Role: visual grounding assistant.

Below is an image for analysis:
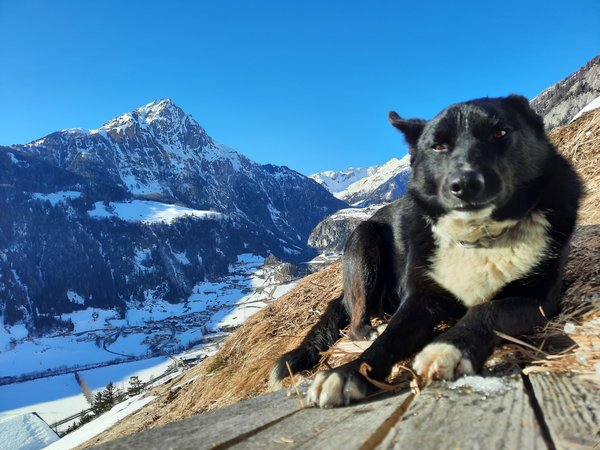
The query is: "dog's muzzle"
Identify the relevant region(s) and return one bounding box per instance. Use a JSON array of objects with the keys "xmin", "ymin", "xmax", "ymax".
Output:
[{"xmin": 447, "ymin": 170, "xmax": 486, "ymax": 203}]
